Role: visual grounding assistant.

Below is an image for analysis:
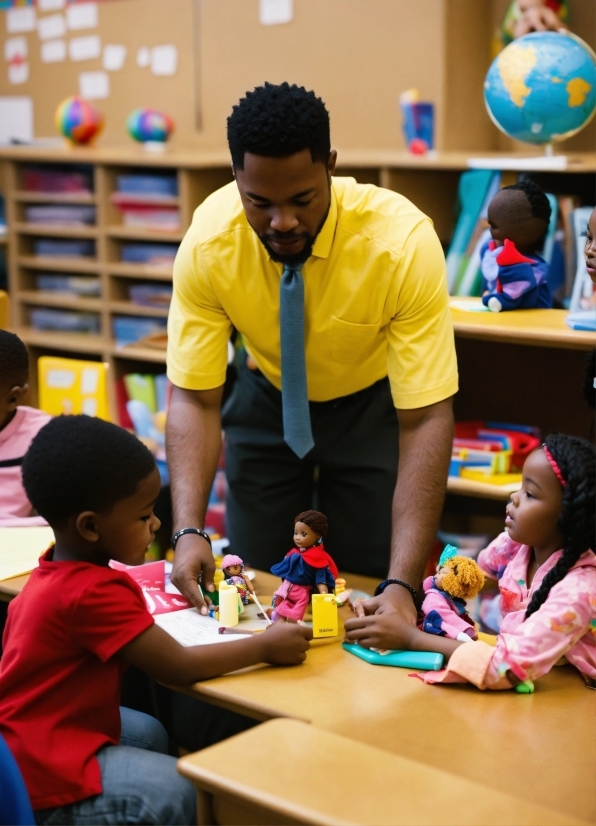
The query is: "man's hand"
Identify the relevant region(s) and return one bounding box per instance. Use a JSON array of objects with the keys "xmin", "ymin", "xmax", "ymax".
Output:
[
  {"xmin": 352, "ymin": 583, "xmax": 417, "ymax": 624},
  {"xmin": 171, "ymin": 533, "xmax": 215, "ymax": 615},
  {"xmin": 259, "ymin": 621, "xmax": 313, "ymax": 665},
  {"xmin": 344, "ymin": 611, "xmax": 416, "ymax": 651}
]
